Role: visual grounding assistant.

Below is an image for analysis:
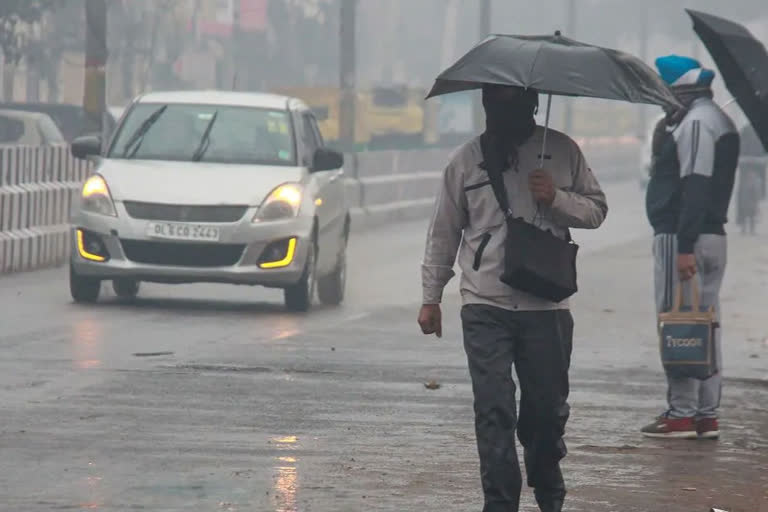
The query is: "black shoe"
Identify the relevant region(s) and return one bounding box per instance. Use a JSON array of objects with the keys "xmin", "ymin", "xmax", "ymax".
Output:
[
  {"xmin": 536, "ymin": 498, "xmax": 564, "ymax": 512},
  {"xmin": 535, "ymin": 490, "xmax": 565, "ymax": 512}
]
